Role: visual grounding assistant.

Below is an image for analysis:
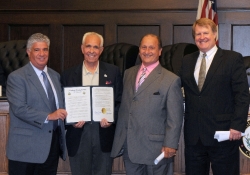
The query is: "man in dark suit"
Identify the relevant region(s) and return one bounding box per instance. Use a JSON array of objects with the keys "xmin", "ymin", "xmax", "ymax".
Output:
[
  {"xmin": 61, "ymin": 32, "xmax": 122, "ymax": 175},
  {"xmin": 6, "ymin": 33, "xmax": 68, "ymax": 175},
  {"xmin": 180, "ymin": 18, "xmax": 249, "ymax": 175},
  {"xmin": 111, "ymin": 34, "xmax": 184, "ymax": 174}
]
